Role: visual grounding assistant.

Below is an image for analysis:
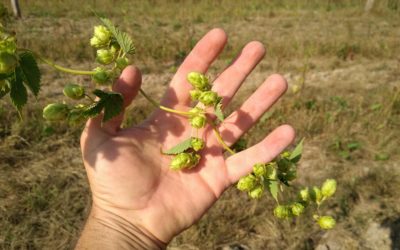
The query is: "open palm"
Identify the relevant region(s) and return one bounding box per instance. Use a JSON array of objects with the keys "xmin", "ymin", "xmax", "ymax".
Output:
[{"xmin": 80, "ymin": 29, "xmax": 295, "ymax": 244}]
